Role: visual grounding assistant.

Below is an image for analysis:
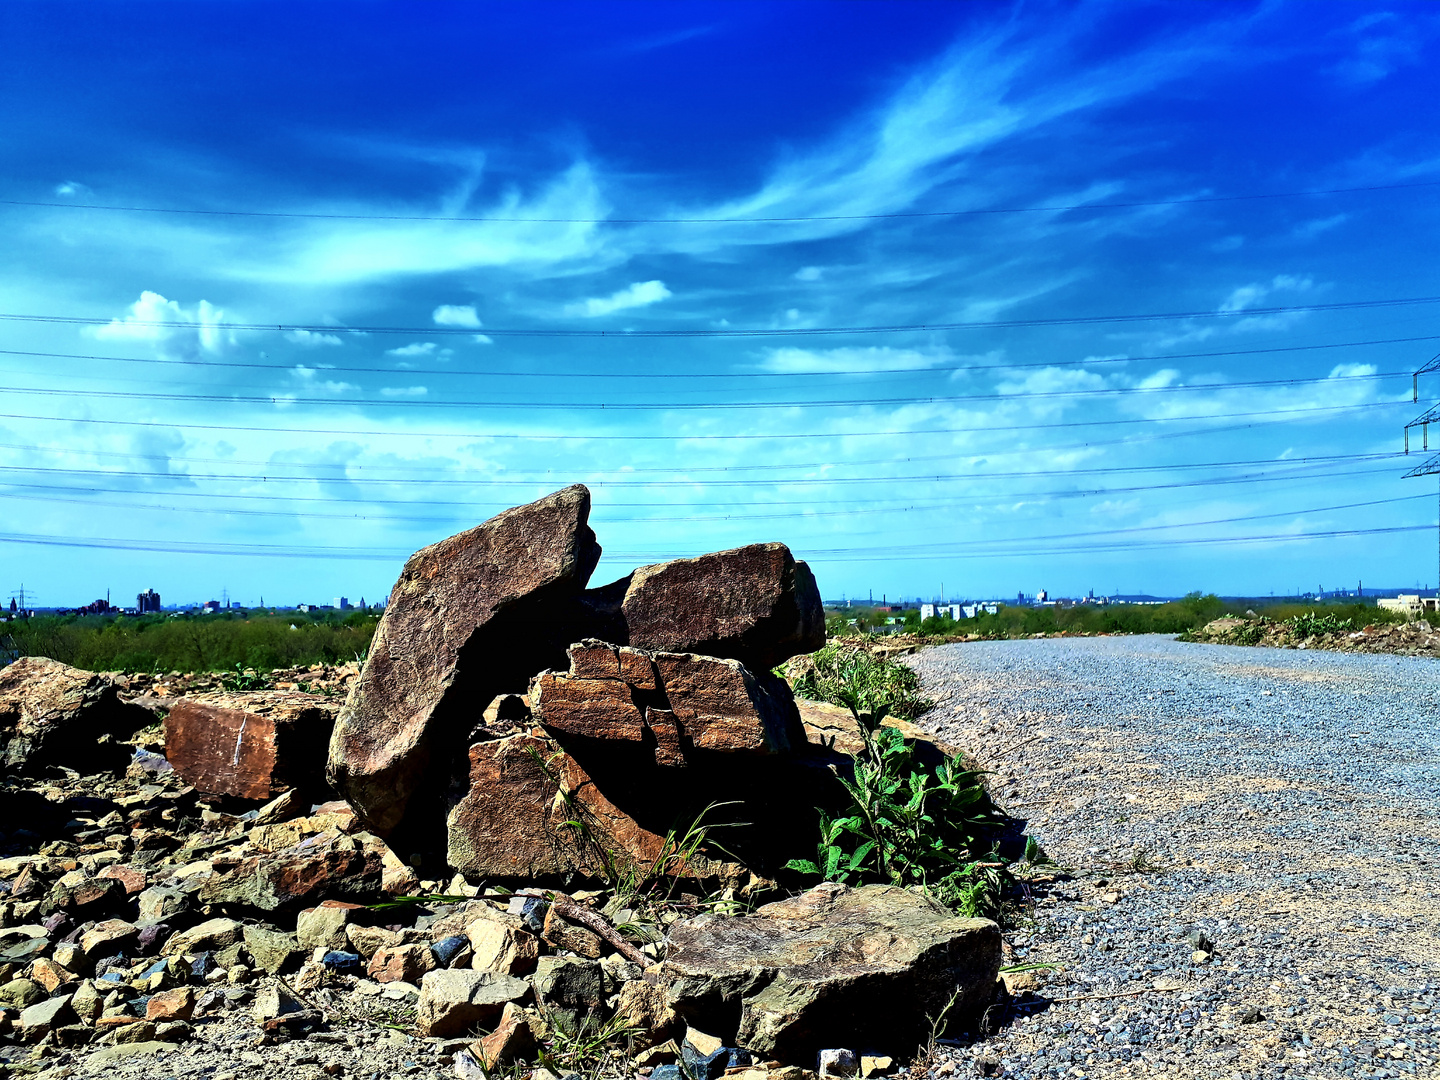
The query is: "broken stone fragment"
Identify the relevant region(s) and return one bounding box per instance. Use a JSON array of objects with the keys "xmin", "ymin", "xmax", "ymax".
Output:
[
  {"xmin": 161, "ymin": 917, "xmax": 243, "ymax": 957},
  {"xmin": 199, "ymin": 829, "xmax": 383, "ymax": 911},
  {"xmin": 466, "ymin": 919, "xmax": 540, "ymax": 977},
  {"xmin": 145, "ymin": 986, "xmax": 196, "ymax": 1021},
  {"xmin": 0, "ymin": 657, "xmax": 151, "ymax": 774},
  {"xmin": 540, "ymin": 904, "xmax": 604, "ymax": 959},
  {"xmin": 328, "ymin": 484, "xmax": 603, "ymax": 838},
  {"xmin": 660, "ymin": 882, "xmax": 1002, "ymax": 1060},
  {"xmin": 476, "ymin": 1001, "xmax": 544, "ymax": 1068},
  {"xmin": 415, "ymin": 968, "xmax": 530, "ymax": 1037},
  {"xmin": 367, "ymin": 943, "xmax": 437, "ymax": 984},
  {"xmin": 163, "ymin": 691, "xmax": 338, "ymax": 801},
  {"xmin": 531, "ymin": 955, "xmax": 604, "ymax": 1028},
  {"xmin": 17, "ymin": 993, "xmax": 76, "ymax": 1041},
  {"xmin": 296, "ymin": 900, "xmax": 366, "ymax": 951},
  {"xmin": 612, "ymin": 543, "xmax": 824, "ymax": 671}
]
